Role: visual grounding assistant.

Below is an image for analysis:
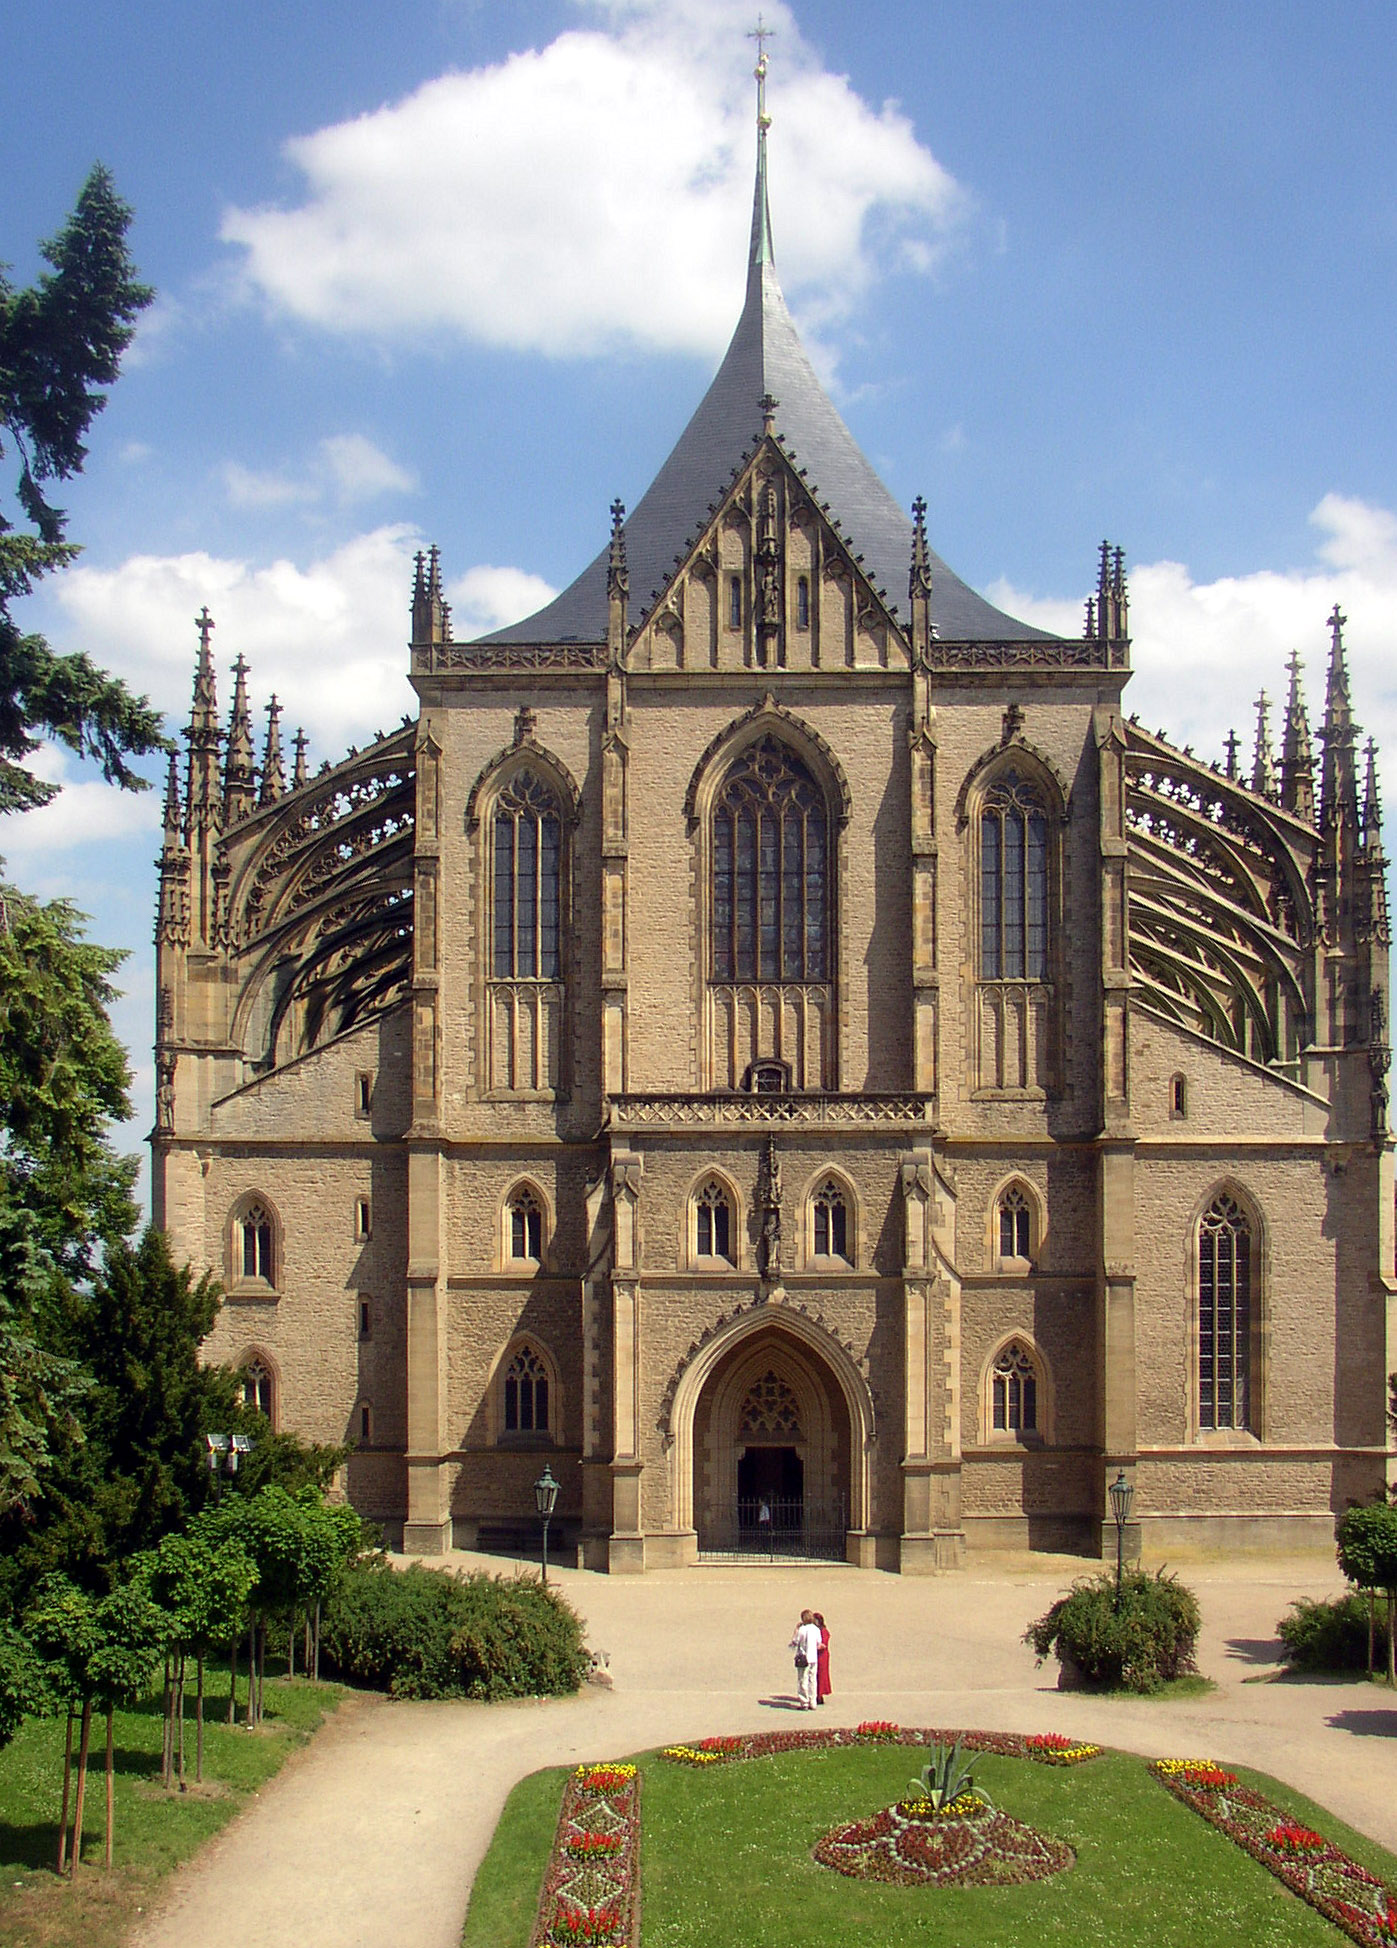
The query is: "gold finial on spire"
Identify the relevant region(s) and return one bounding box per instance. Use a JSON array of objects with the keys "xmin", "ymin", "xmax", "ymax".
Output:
[{"xmin": 748, "ymin": 14, "xmax": 774, "ymax": 129}]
